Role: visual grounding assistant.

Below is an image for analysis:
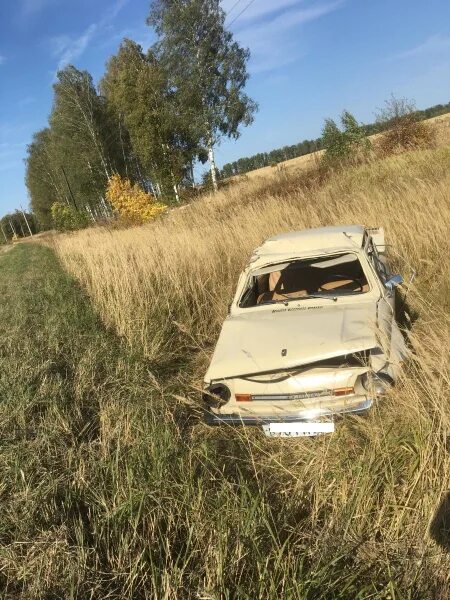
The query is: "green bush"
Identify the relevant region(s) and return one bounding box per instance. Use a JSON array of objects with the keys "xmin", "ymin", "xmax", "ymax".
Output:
[
  {"xmin": 322, "ymin": 110, "xmax": 371, "ymax": 166},
  {"xmin": 51, "ymin": 202, "xmax": 90, "ymax": 231}
]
